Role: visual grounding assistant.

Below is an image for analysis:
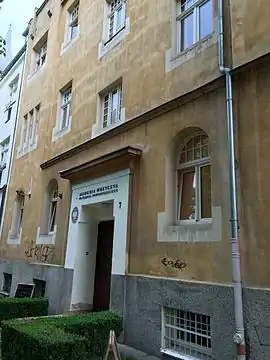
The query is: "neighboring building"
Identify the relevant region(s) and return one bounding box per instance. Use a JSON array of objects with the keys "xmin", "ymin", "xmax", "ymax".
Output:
[
  {"xmin": 0, "ymin": 30, "xmax": 26, "ymax": 239},
  {"xmin": 1, "ymin": 0, "xmax": 270, "ymax": 359}
]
